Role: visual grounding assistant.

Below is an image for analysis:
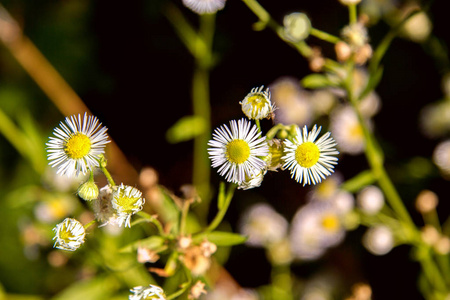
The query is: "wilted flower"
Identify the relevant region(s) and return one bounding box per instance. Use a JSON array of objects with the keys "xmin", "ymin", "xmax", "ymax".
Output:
[
  {"xmin": 137, "ymin": 247, "xmax": 160, "ymax": 263},
  {"xmin": 282, "ymin": 125, "xmax": 339, "ymax": 186},
  {"xmin": 53, "ymin": 218, "xmax": 85, "ymax": 251},
  {"xmin": 129, "ymin": 284, "xmax": 166, "ymax": 300},
  {"xmin": 189, "ymin": 281, "xmax": 207, "ymax": 299},
  {"xmin": 46, "ymin": 113, "xmax": 110, "ymax": 177},
  {"xmin": 239, "ymin": 203, "xmax": 288, "ymax": 247},
  {"xmin": 208, "ymin": 119, "xmax": 269, "ymax": 184},
  {"xmin": 181, "ymin": 245, "xmax": 212, "ymax": 276}
]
